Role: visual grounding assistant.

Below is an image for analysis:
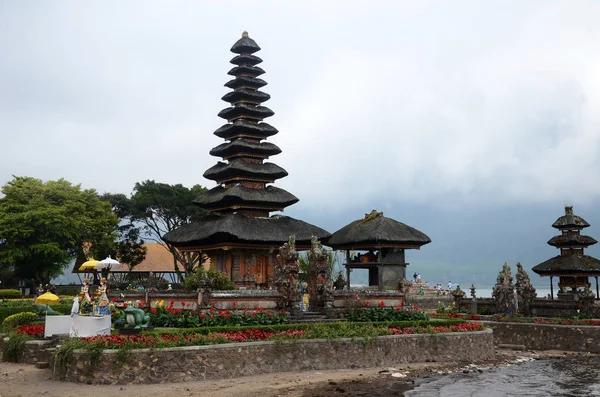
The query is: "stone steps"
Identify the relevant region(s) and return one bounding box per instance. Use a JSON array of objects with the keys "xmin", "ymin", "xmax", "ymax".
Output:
[{"xmin": 35, "ymin": 361, "xmax": 49, "ymax": 369}]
